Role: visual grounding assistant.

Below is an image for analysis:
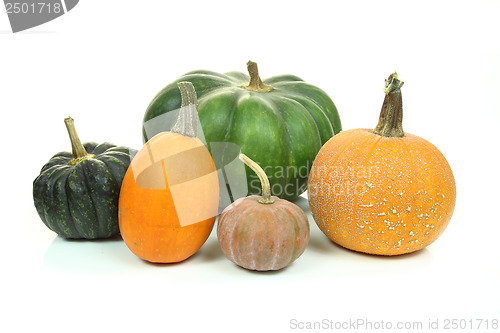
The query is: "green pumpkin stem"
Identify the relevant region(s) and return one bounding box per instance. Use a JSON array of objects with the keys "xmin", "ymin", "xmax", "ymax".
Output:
[
  {"xmin": 64, "ymin": 117, "xmax": 95, "ymax": 165},
  {"xmin": 373, "ymin": 72, "xmax": 405, "ymax": 137},
  {"xmin": 172, "ymin": 81, "xmax": 198, "ymax": 138},
  {"xmin": 239, "ymin": 153, "xmax": 274, "ymax": 204},
  {"xmin": 242, "ymin": 61, "xmax": 273, "ymax": 93}
]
